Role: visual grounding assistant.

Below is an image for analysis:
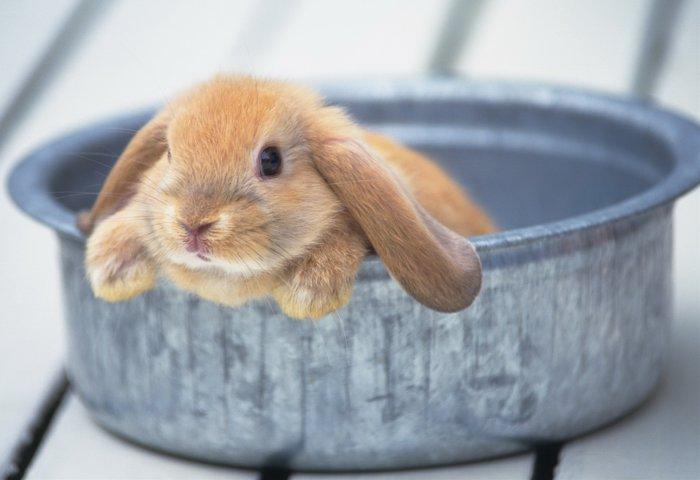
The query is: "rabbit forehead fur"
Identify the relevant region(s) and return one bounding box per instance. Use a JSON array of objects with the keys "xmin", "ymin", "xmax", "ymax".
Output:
[{"xmin": 167, "ymin": 76, "xmax": 321, "ymax": 184}]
